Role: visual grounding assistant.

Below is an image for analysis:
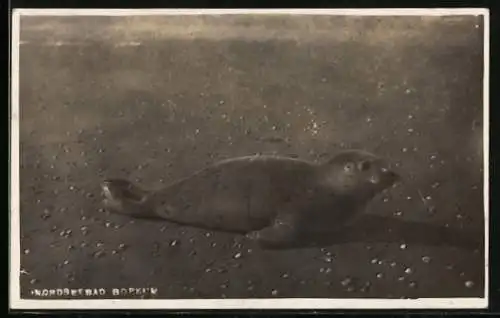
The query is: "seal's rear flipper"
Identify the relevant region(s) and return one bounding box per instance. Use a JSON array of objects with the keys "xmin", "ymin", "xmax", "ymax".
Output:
[{"xmin": 101, "ymin": 179, "xmax": 158, "ymax": 219}]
